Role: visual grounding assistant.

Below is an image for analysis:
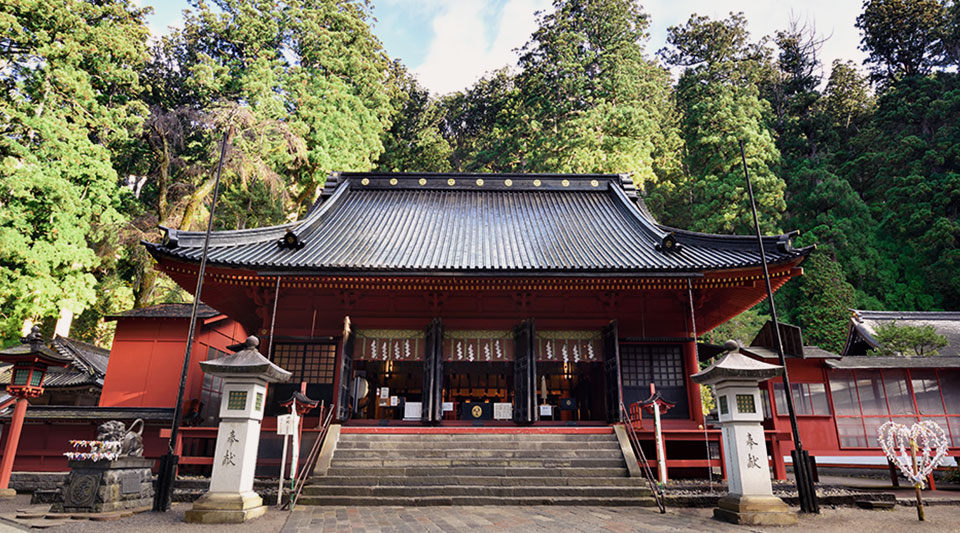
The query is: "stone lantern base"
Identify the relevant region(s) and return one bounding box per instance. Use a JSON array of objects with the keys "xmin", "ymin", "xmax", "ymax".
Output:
[
  {"xmin": 714, "ymin": 495, "xmax": 798, "ymax": 526},
  {"xmin": 184, "ymin": 491, "xmax": 266, "ymax": 524}
]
